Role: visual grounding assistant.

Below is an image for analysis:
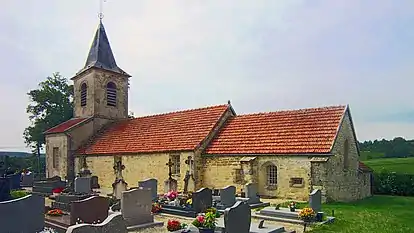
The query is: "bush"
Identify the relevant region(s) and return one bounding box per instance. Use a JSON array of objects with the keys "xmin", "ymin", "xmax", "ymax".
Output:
[
  {"xmin": 373, "ymin": 171, "xmax": 414, "ymax": 196},
  {"xmin": 10, "ymin": 190, "xmax": 30, "ymax": 199}
]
